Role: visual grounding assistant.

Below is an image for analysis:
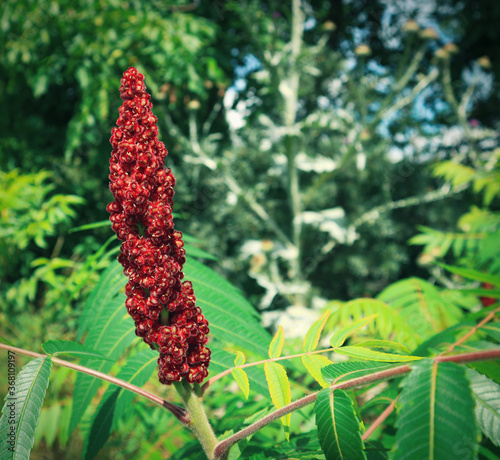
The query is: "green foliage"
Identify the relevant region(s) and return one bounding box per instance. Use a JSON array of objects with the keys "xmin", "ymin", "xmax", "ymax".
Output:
[
  {"xmin": 314, "ymin": 389, "xmax": 366, "ymax": 460},
  {"xmin": 468, "ymin": 369, "xmax": 500, "ymax": 447},
  {"xmin": 0, "ymin": 357, "xmax": 53, "ymax": 460},
  {"xmin": 393, "ymin": 360, "xmax": 477, "ymax": 460}
]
